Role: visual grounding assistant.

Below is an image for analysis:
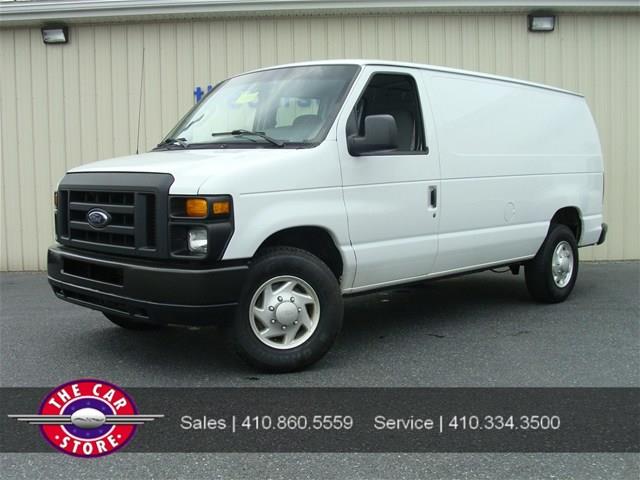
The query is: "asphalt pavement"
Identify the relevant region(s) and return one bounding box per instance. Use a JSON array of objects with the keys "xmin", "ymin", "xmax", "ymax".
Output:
[{"xmin": 1, "ymin": 261, "xmax": 638, "ymax": 479}]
